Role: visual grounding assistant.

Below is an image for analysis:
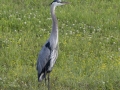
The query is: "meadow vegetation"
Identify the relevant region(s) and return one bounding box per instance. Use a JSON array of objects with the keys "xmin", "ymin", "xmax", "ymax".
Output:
[{"xmin": 0, "ymin": 0, "xmax": 120, "ymax": 90}]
